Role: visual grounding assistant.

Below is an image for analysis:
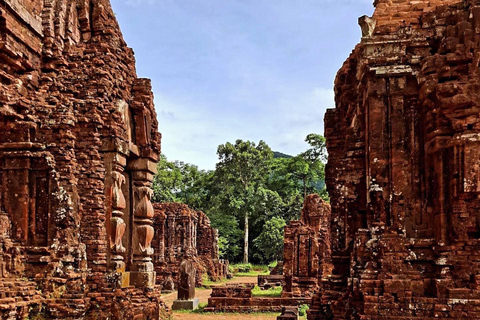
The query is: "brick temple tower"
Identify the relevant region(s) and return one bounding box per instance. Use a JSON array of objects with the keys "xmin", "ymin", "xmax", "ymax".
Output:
[
  {"xmin": 310, "ymin": 0, "xmax": 480, "ymax": 319},
  {"xmin": 0, "ymin": 0, "xmax": 165, "ymax": 318}
]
